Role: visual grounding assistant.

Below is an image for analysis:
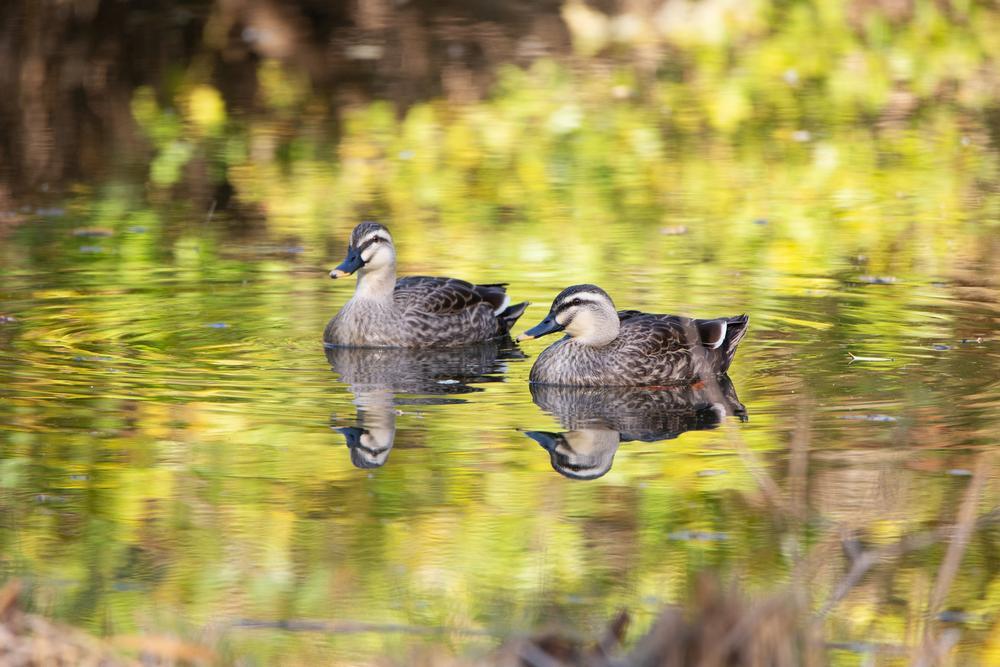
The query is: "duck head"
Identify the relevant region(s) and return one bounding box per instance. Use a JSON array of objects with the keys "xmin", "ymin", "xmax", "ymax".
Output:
[
  {"xmin": 330, "ymin": 222, "xmax": 396, "ymax": 279},
  {"xmin": 518, "ymin": 284, "xmax": 621, "ymax": 347}
]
